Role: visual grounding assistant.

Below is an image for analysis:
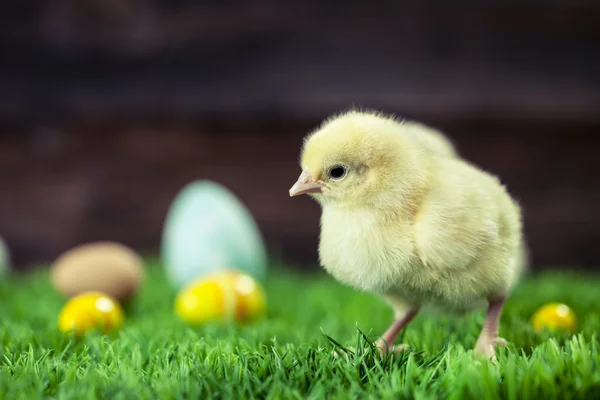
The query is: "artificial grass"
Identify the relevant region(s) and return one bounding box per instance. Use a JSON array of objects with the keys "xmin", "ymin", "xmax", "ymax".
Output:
[{"xmin": 1, "ymin": 261, "xmax": 599, "ymax": 399}]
